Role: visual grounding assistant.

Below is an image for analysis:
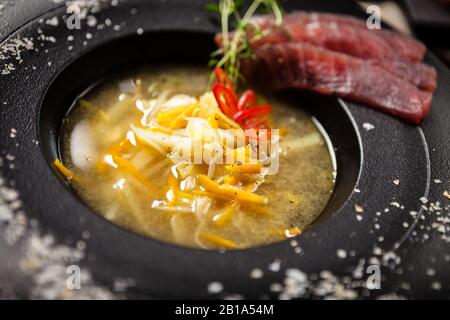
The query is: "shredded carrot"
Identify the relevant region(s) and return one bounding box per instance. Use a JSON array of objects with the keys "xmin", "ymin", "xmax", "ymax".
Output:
[
  {"xmin": 147, "ymin": 126, "xmax": 173, "ymax": 135},
  {"xmin": 96, "ymin": 138, "xmax": 133, "ymax": 172},
  {"xmin": 53, "ymin": 159, "xmax": 77, "ymax": 181},
  {"xmin": 157, "ymin": 103, "xmax": 198, "ymax": 129},
  {"xmin": 112, "ymin": 155, "xmax": 160, "ymax": 195},
  {"xmin": 223, "ymin": 174, "xmax": 239, "ymax": 185},
  {"xmin": 157, "ymin": 106, "xmax": 184, "ymax": 124},
  {"xmin": 214, "ymin": 111, "xmax": 241, "ymax": 129},
  {"xmin": 192, "ymin": 190, "xmax": 230, "ymax": 201},
  {"xmin": 197, "ymin": 174, "xmax": 267, "ymax": 204},
  {"xmin": 206, "ymin": 114, "xmax": 219, "ymax": 128},
  {"xmin": 167, "ymin": 173, "xmax": 195, "ymax": 205},
  {"xmin": 226, "ymin": 162, "xmax": 262, "ymax": 174},
  {"xmin": 201, "ymin": 232, "xmax": 237, "ymax": 249},
  {"xmin": 213, "ymin": 202, "xmax": 237, "ymax": 226},
  {"xmin": 170, "ymin": 103, "xmax": 198, "ymax": 129}
]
